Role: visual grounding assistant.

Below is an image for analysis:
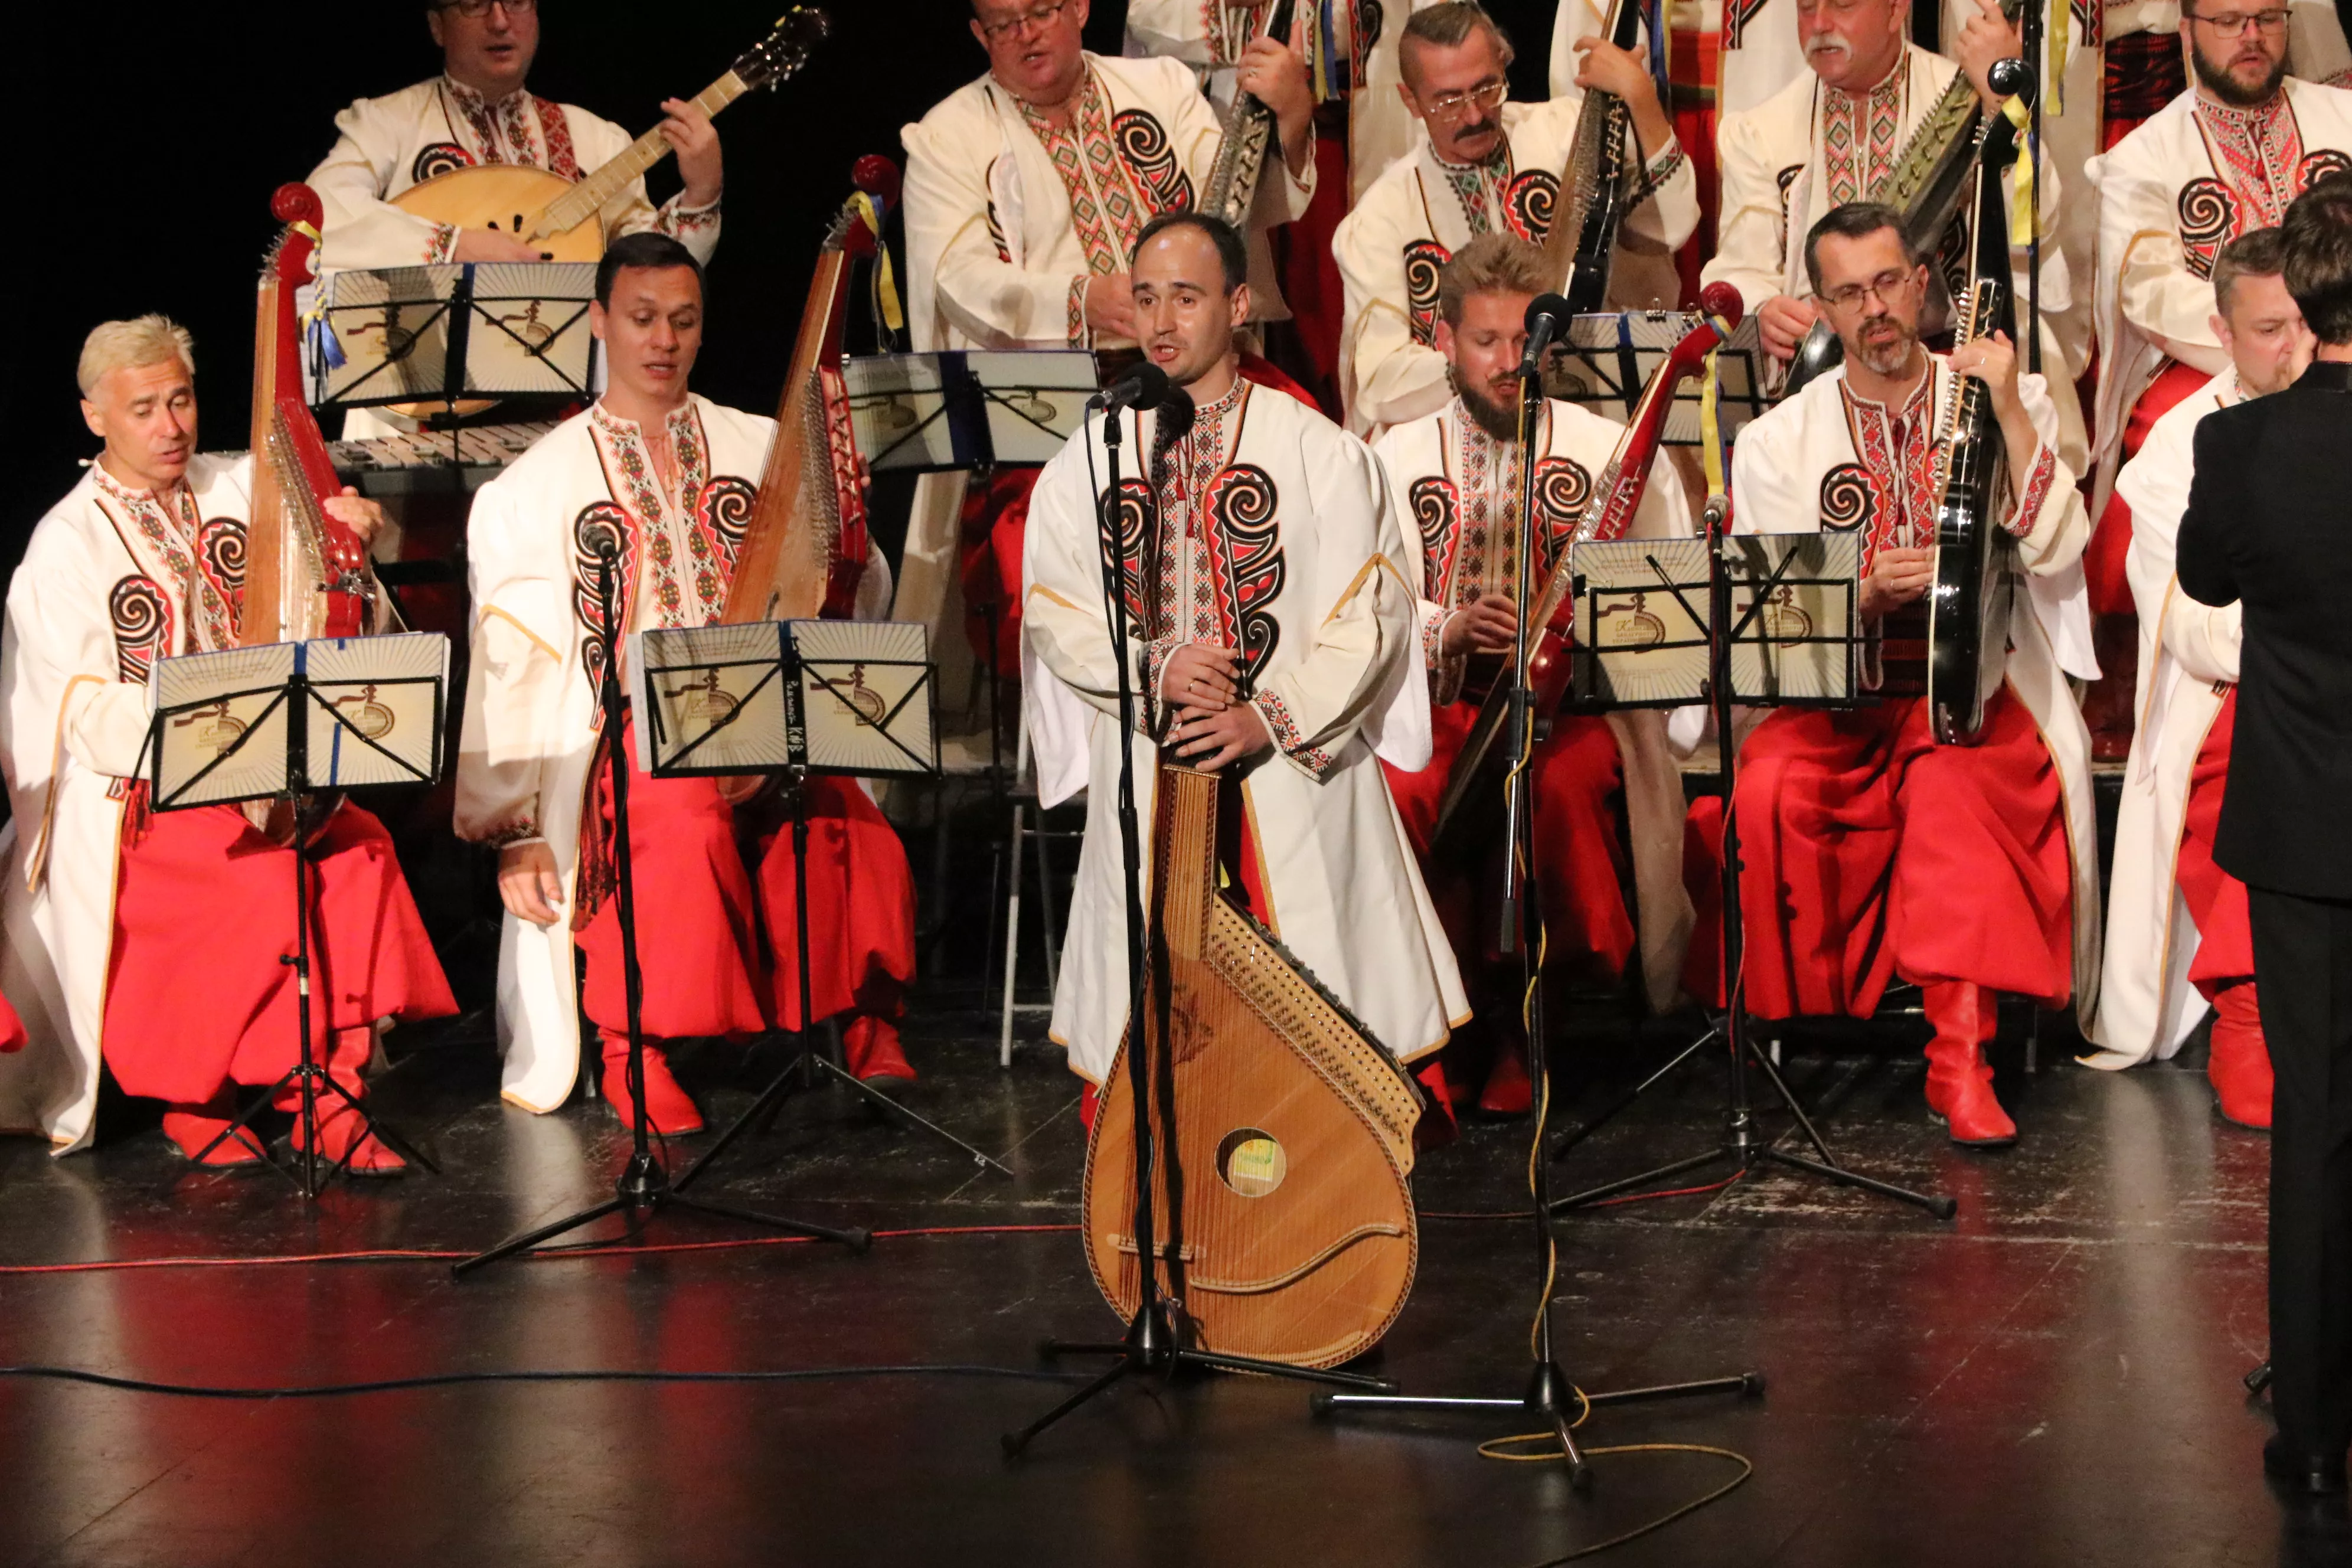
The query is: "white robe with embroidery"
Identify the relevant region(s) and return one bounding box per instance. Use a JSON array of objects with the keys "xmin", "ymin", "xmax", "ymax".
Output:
[
  {"xmin": 2083, "ymin": 79, "xmax": 2352, "ymax": 469},
  {"xmin": 1727, "ymin": 358, "xmax": 2103, "ymax": 1017},
  {"xmin": 0, "ymin": 457, "xmax": 255, "ymax": 1151},
  {"xmin": 2086, "ymin": 370, "xmax": 2244, "ymax": 1067},
  {"xmin": 308, "ymin": 76, "xmax": 723, "ymax": 272},
  {"xmin": 1020, "ymin": 381, "xmax": 1466, "ymax": 1082},
  {"xmin": 1332, "ymin": 95, "xmax": 1700, "ymax": 438}
]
